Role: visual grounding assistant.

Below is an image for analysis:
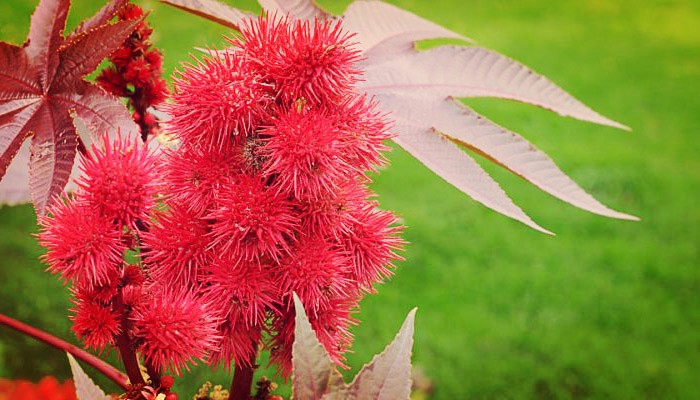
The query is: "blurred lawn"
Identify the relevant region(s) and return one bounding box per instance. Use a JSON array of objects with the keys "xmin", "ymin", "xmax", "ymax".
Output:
[{"xmin": 1, "ymin": 0, "xmax": 699, "ymax": 399}]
